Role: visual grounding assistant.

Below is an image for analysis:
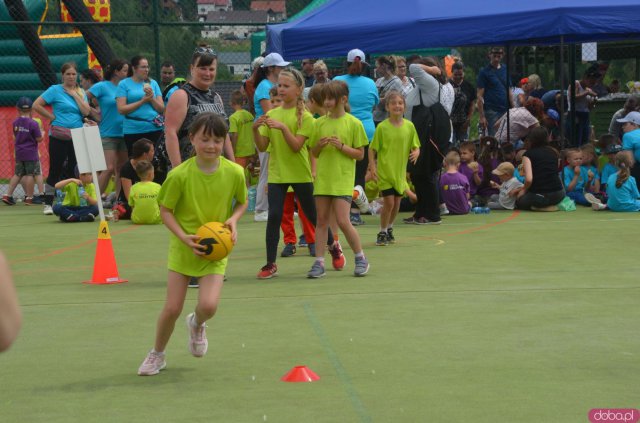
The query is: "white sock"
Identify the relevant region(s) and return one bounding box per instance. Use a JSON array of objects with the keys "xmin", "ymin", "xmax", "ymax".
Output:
[
  {"xmin": 315, "ymin": 257, "xmax": 325, "ymax": 264},
  {"xmin": 355, "ymin": 251, "xmax": 365, "ymax": 259}
]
